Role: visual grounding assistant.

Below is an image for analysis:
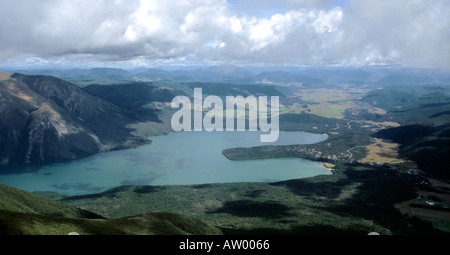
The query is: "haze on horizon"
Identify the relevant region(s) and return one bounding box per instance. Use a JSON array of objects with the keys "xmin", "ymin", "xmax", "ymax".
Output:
[{"xmin": 0, "ymin": 0, "xmax": 449, "ymax": 69}]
